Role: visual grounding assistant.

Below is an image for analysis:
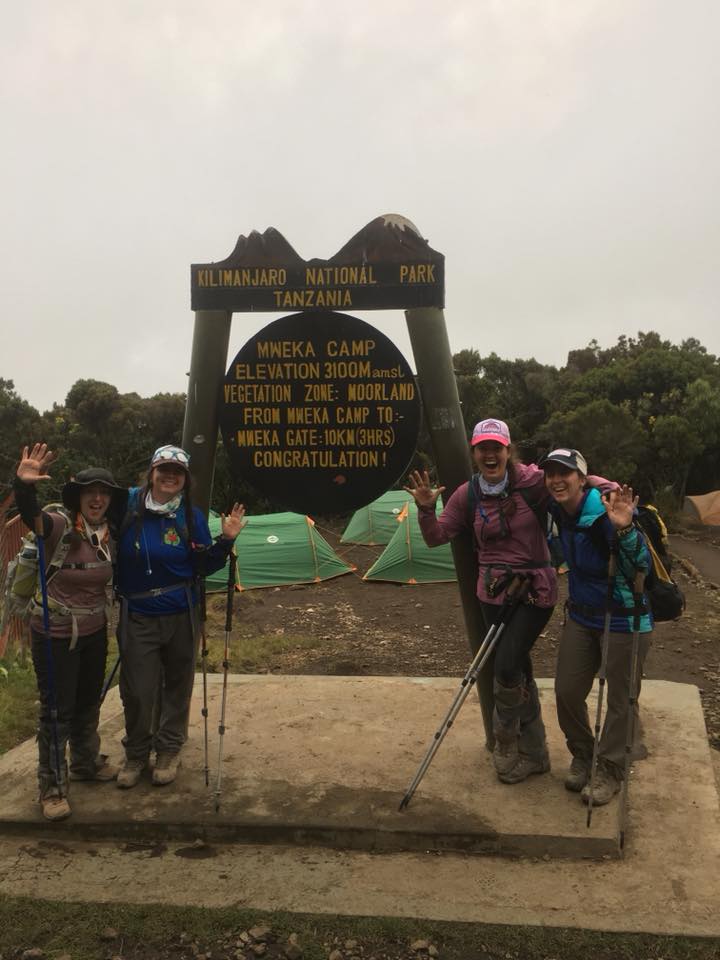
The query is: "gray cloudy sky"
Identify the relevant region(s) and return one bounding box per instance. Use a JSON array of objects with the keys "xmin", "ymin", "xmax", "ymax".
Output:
[{"xmin": 3, "ymin": 0, "xmax": 719, "ymax": 412}]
